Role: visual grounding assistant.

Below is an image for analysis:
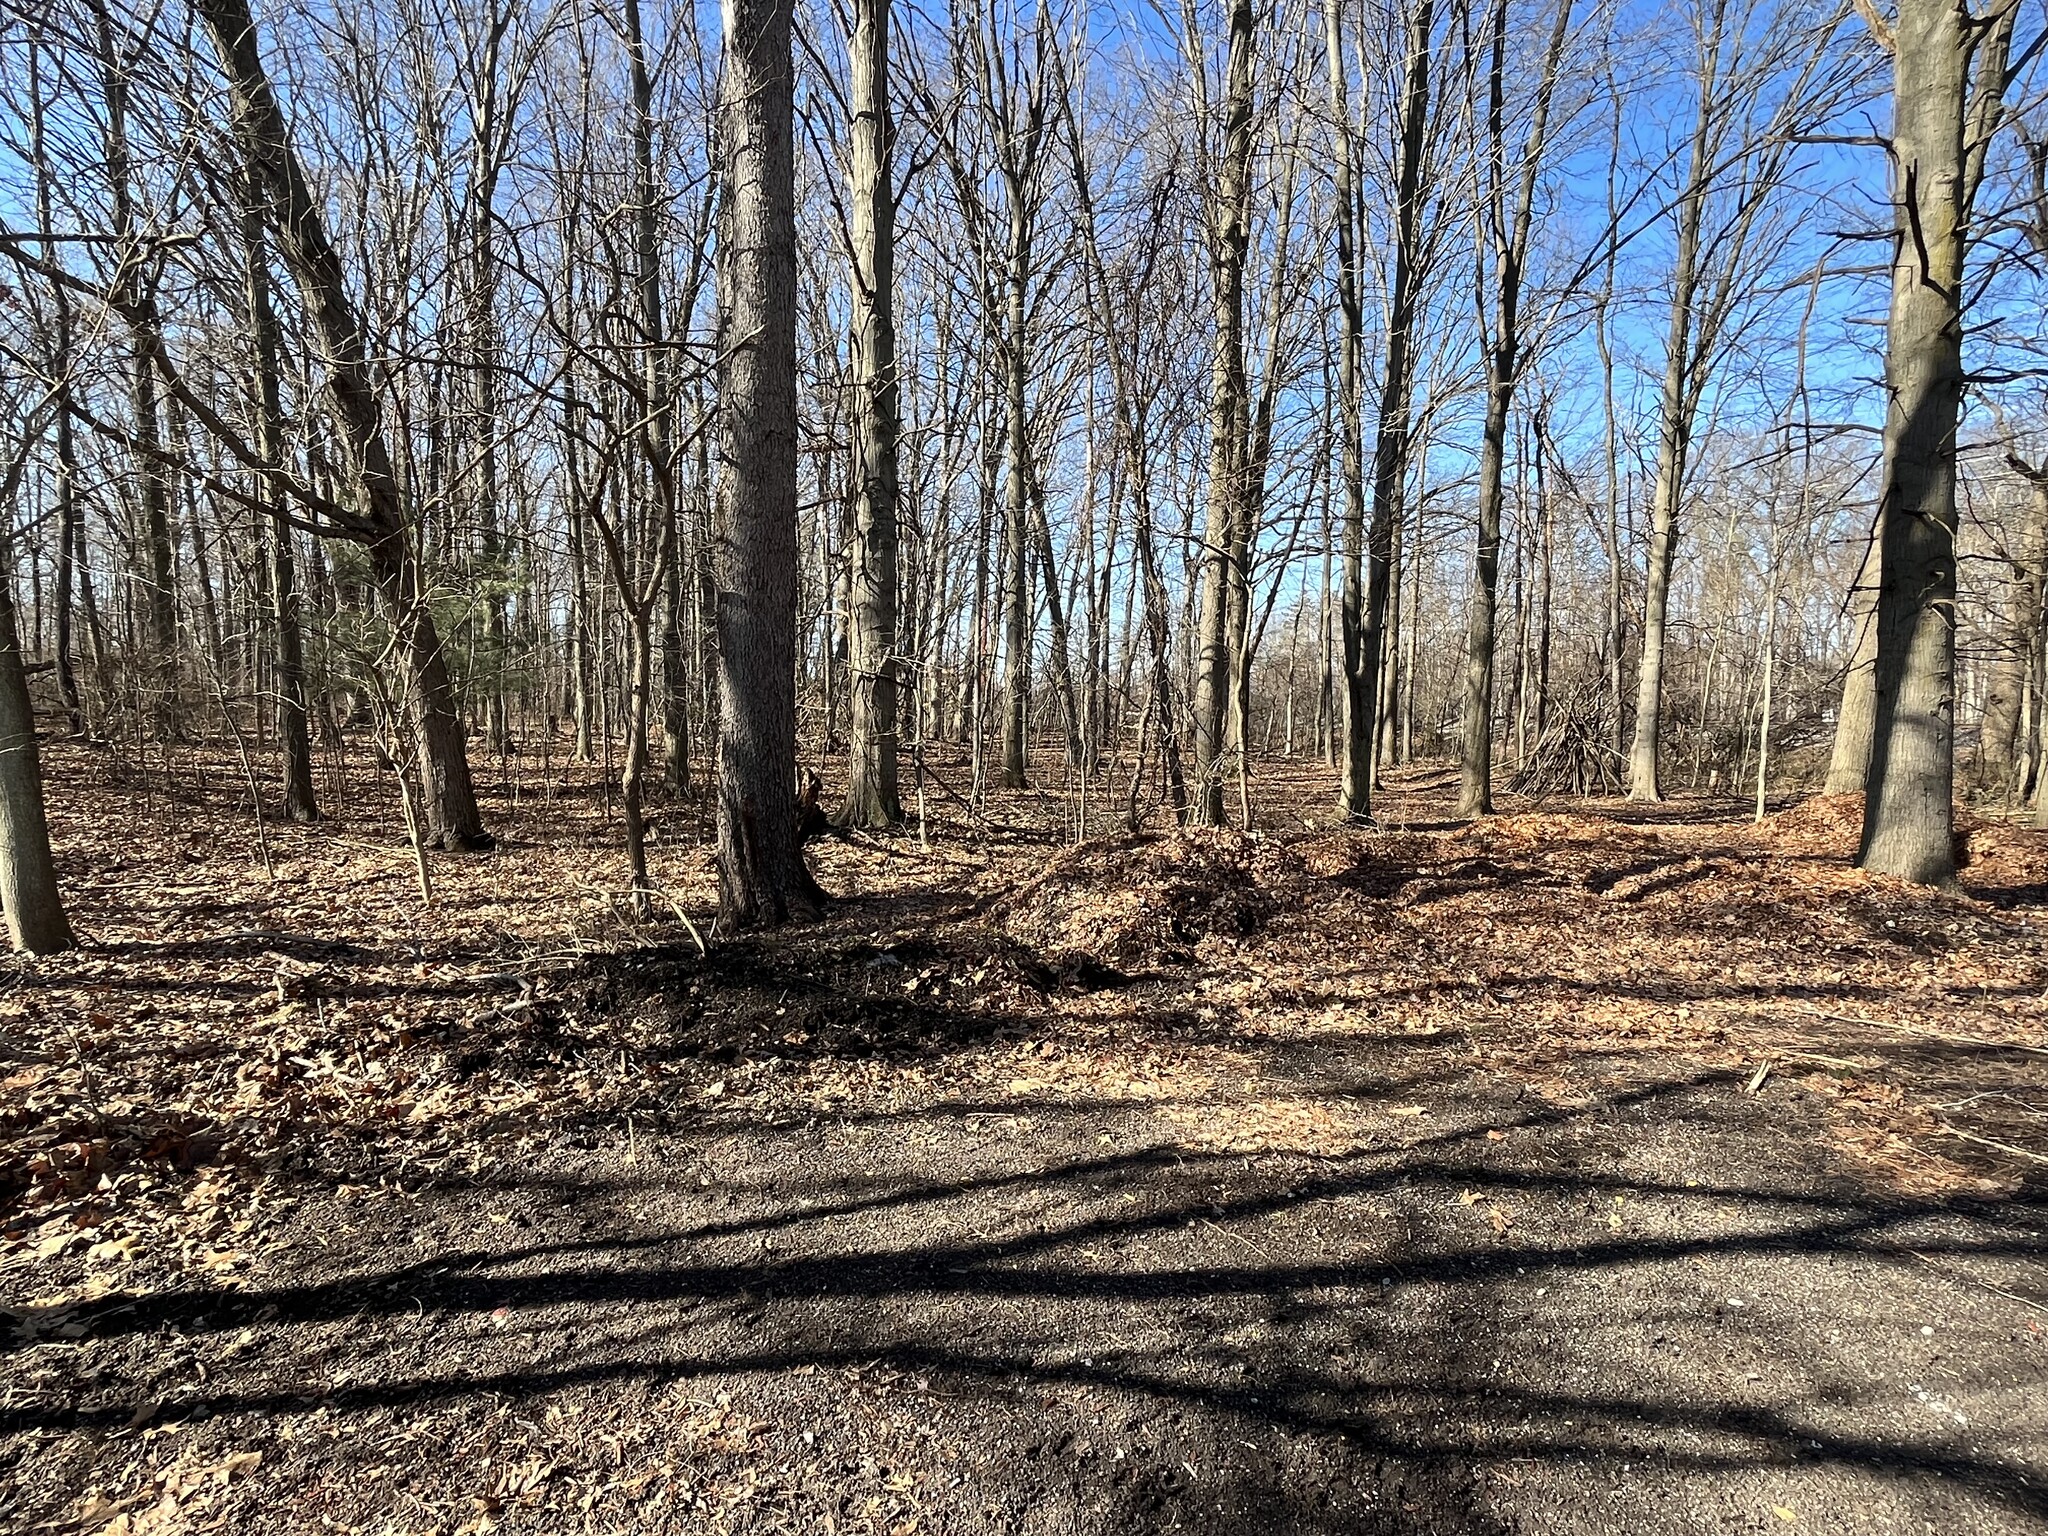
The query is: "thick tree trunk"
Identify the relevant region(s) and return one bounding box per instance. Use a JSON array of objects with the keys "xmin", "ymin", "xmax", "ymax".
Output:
[
  {"xmin": 1191, "ymin": 0, "xmax": 1255, "ymax": 827},
  {"xmin": 1858, "ymin": 0, "xmax": 2014, "ymax": 884},
  {"xmin": 0, "ymin": 566, "xmax": 71, "ymax": 954},
  {"xmin": 713, "ymin": 0, "xmax": 819, "ymax": 927},
  {"xmin": 364, "ymin": 532, "xmax": 490, "ymax": 849},
  {"xmin": 1458, "ymin": 373, "xmax": 1510, "ymax": 818},
  {"xmin": 840, "ymin": 0, "xmax": 903, "ymax": 828}
]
